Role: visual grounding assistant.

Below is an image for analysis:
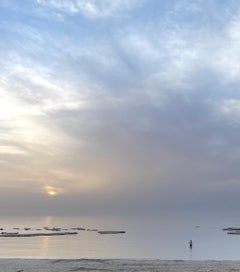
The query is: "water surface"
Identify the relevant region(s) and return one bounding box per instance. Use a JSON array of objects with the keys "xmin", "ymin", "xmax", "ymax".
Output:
[{"xmin": 0, "ymin": 215, "xmax": 239, "ymax": 259}]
